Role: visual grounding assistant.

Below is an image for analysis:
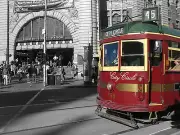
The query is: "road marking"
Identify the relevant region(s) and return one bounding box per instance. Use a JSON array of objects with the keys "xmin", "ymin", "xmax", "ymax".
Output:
[
  {"xmin": 171, "ymin": 130, "xmax": 180, "ymax": 135},
  {"xmin": 149, "ymin": 127, "xmax": 172, "ymax": 135},
  {"xmin": 0, "ymin": 88, "xmax": 44, "ymax": 133}
]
